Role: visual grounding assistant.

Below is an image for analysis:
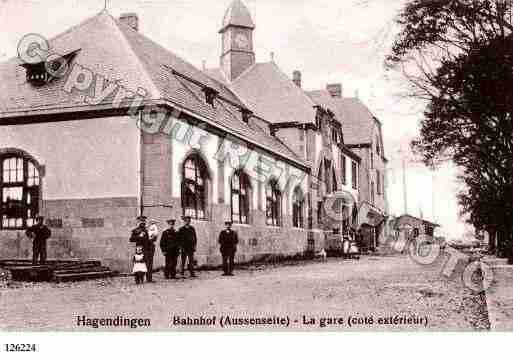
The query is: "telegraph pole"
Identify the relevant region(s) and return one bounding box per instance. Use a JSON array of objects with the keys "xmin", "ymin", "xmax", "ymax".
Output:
[
  {"xmin": 430, "ymin": 159, "xmax": 437, "ymax": 223},
  {"xmin": 401, "ymin": 150, "xmax": 408, "ymax": 215}
]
